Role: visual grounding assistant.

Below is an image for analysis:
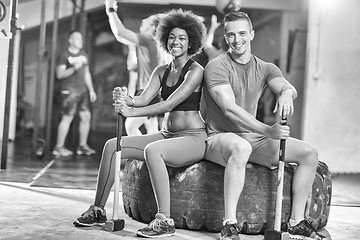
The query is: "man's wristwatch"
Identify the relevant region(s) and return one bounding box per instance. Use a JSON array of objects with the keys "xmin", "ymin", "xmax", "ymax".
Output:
[{"xmin": 107, "ymin": 7, "xmax": 117, "ymax": 15}]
